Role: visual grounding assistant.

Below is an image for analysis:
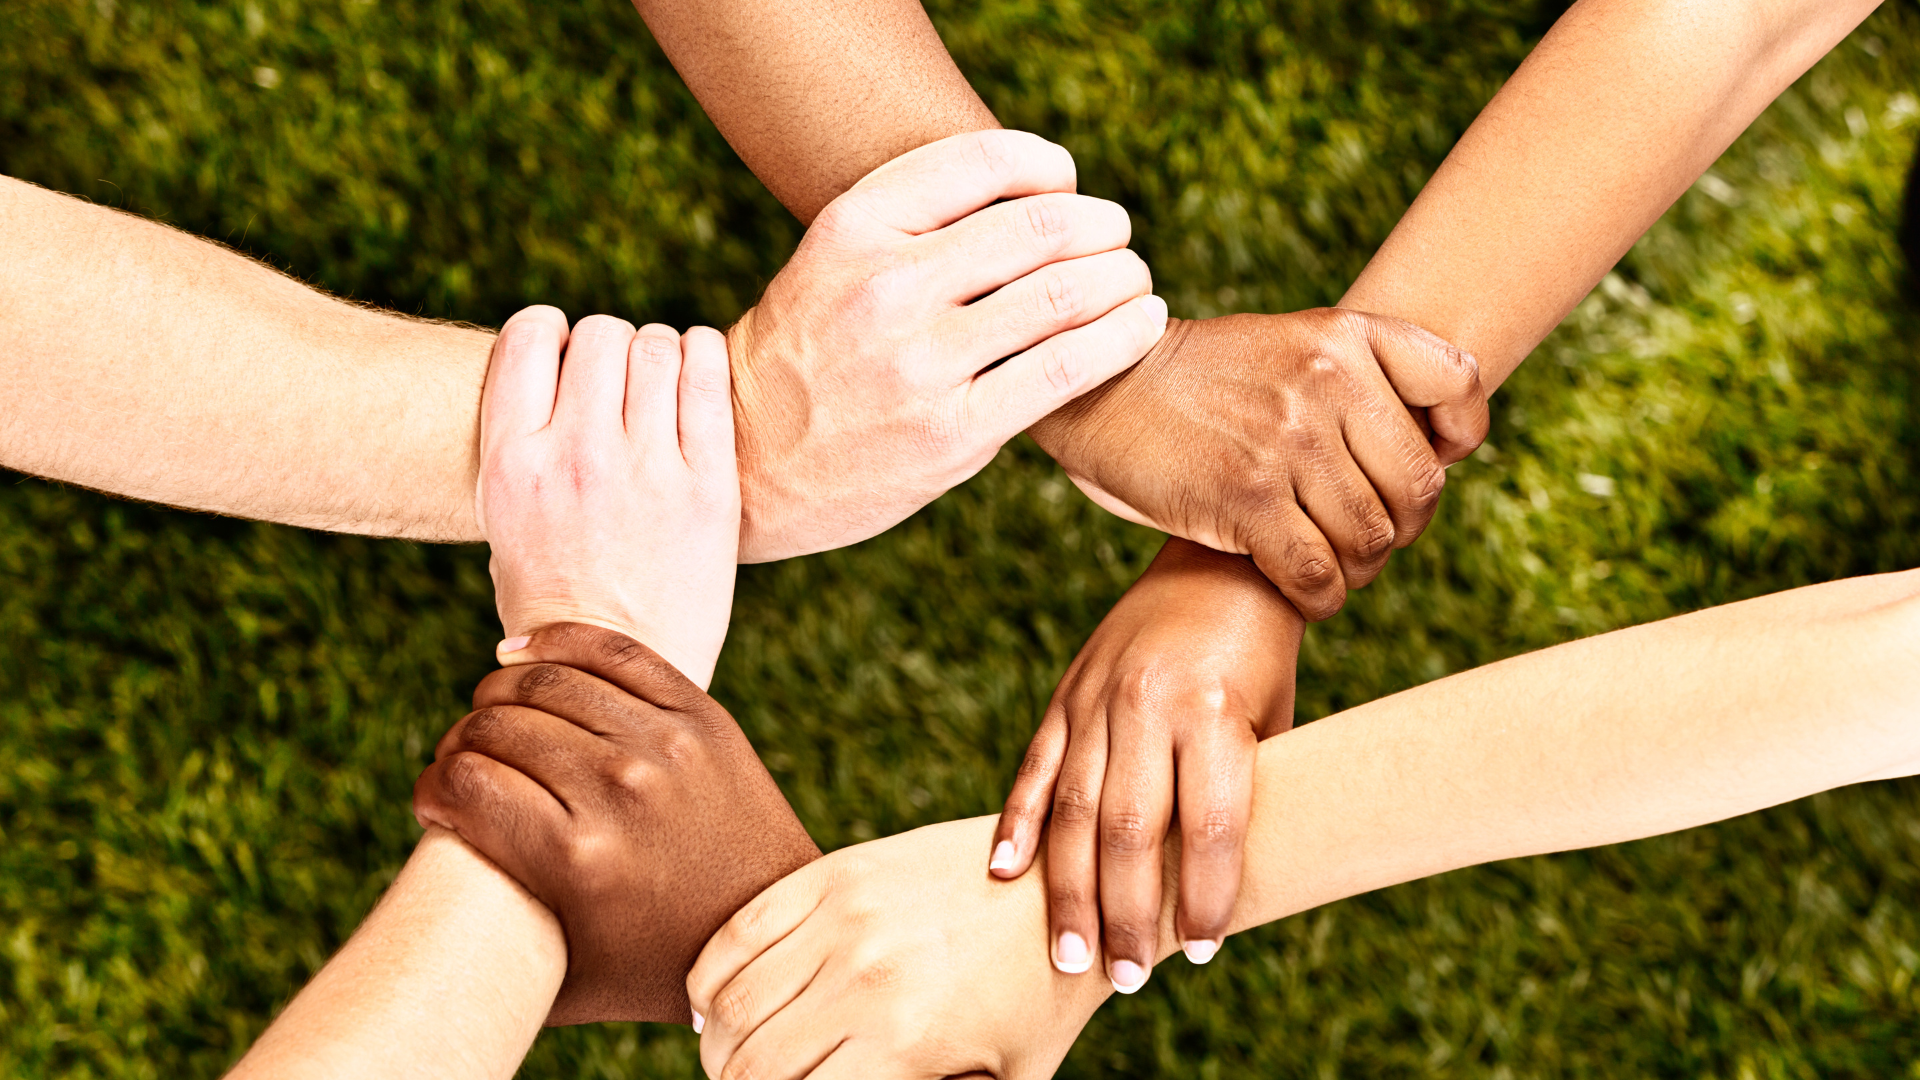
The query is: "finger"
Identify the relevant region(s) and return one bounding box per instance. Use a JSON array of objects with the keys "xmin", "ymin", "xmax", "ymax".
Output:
[
  {"xmin": 966, "ymin": 293, "xmax": 1168, "ymax": 444},
  {"xmin": 472, "ymin": 660, "xmax": 667, "ymax": 738},
  {"xmin": 483, "ymin": 305, "xmax": 568, "ymax": 440},
  {"xmin": 1171, "ymin": 722, "xmax": 1257, "ymax": 963},
  {"xmin": 943, "ymin": 248, "xmax": 1152, "ymax": 379},
  {"xmin": 695, "ymin": 916, "xmax": 832, "ymax": 1079},
  {"xmin": 496, "ymin": 622, "xmax": 713, "ymax": 716},
  {"xmin": 992, "ymin": 698, "xmax": 1072, "ymax": 879},
  {"xmin": 708, "ymin": 976, "xmax": 848, "ymax": 1080},
  {"xmin": 1337, "ymin": 360, "xmax": 1450, "ymax": 551},
  {"xmin": 1360, "ymin": 313, "xmax": 1489, "ymax": 466},
  {"xmin": 687, "ymin": 861, "xmax": 831, "ymax": 1033},
  {"xmin": 677, "ymin": 326, "xmax": 737, "ymax": 481},
  {"xmin": 1045, "ymin": 695, "xmax": 1108, "ymax": 976},
  {"xmin": 433, "ymin": 703, "xmax": 611, "ymax": 798},
  {"xmin": 1095, "ymin": 689, "xmax": 1175, "ymax": 995},
  {"xmin": 837, "ymin": 129, "xmax": 1077, "ymax": 235},
  {"xmin": 919, "ymin": 193, "xmax": 1132, "ymax": 306},
  {"xmin": 1243, "ymin": 499, "xmax": 1347, "ymax": 622},
  {"xmin": 411, "ymin": 751, "xmax": 568, "ymax": 893},
  {"xmin": 623, "ymin": 322, "xmax": 685, "ymax": 450},
  {"xmin": 552, "ymin": 313, "xmax": 637, "ymax": 431},
  {"xmin": 1290, "ymin": 437, "xmax": 1399, "ymax": 590}
]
